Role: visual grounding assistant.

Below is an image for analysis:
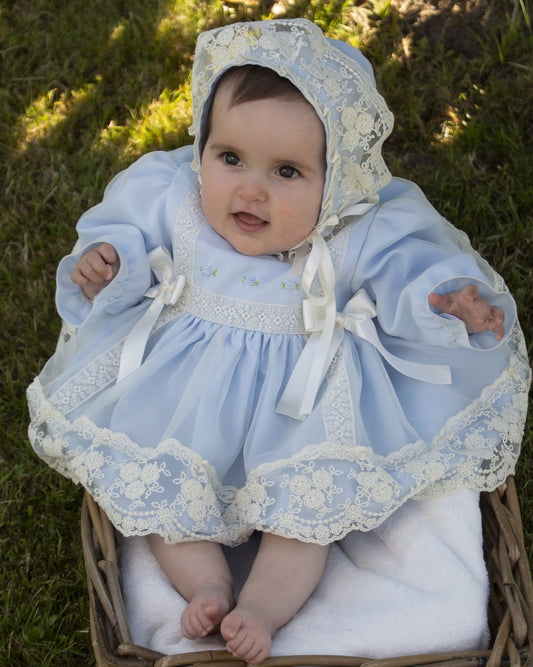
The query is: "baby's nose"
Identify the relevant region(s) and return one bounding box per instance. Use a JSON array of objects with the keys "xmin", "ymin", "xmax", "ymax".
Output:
[{"xmin": 237, "ymin": 173, "xmax": 267, "ymax": 202}]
